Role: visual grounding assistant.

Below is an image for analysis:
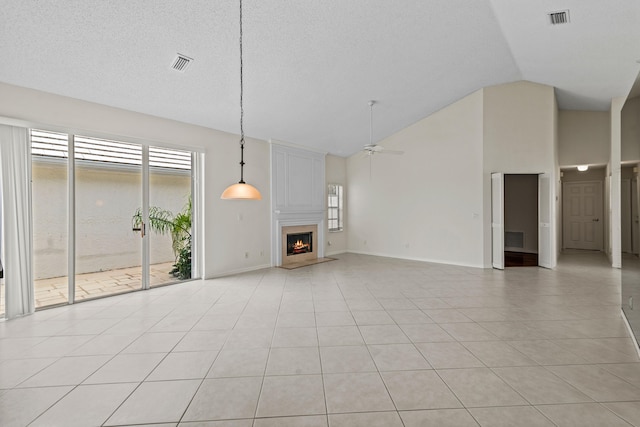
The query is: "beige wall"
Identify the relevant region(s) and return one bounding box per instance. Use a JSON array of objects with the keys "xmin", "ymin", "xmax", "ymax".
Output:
[
  {"xmin": 558, "ymin": 110, "xmax": 610, "ymax": 167},
  {"xmin": 345, "ymin": 81, "xmax": 558, "ymax": 269},
  {"xmin": 347, "ymin": 89, "xmax": 485, "ymax": 267},
  {"xmin": 561, "ymin": 168, "xmax": 606, "ymax": 182},
  {"xmin": 0, "ymin": 82, "xmax": 272, "ymax": 278},
  {"xmin": 483, "ymin": 81, "xmax": 556, "ymax": 170},
  {"xmin": 622, "ymin": 96, "xmax": 640, "ymax": 162},
  {"xmin": 325, "ymin": 154, "xmax": 347, "ymax": 255}
]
